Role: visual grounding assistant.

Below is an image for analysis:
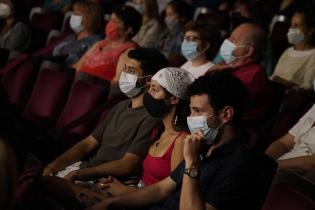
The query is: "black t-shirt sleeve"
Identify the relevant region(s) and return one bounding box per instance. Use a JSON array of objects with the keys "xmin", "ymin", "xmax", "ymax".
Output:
[{"xmin": 170, "ymin": 160, "xmax": 185, "ymax": 185}]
